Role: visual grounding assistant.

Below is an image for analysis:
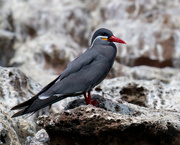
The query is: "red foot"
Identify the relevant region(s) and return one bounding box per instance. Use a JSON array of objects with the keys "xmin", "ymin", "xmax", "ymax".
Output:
[
  {"xmin": 91, "ymin": 100, "xmax": 99, "ymax": 107},
  {"xmin": 83, "ymin": 91, "xmax": 99, "ymax": 107},
  {"xmin": 91, "ymin": 100, "xmax": 99, "ymax": 105}
]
